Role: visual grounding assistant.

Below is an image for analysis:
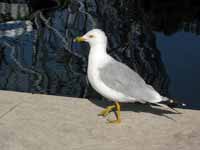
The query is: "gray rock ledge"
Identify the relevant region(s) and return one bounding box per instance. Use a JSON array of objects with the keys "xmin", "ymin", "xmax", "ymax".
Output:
[{"xmin": 0, "ymin": 90, "xmax": 199, "ymax": 150}]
